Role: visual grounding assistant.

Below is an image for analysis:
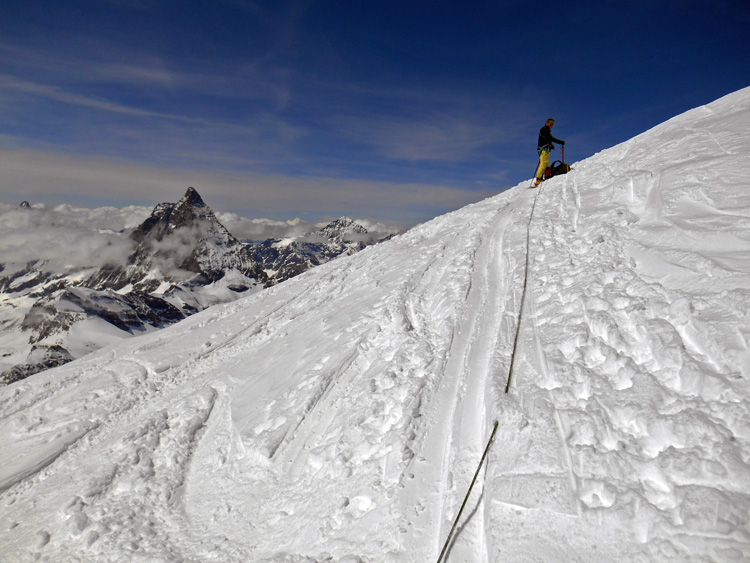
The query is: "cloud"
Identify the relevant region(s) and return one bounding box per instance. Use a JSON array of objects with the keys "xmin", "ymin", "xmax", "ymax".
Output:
[
  {"xmin": 0, "ymin": 198, "xmax": 403, "ymax": 284},
  {"xmin": 0, "ymin": 23, "xmax": 528, "ymax": 226},
  {"xmin": 351, "ymin": 115, "xmax": 500, "ymax": 162},
  {"xmin": 335, "ymin": 218, "xmax": 403, "ymax": 239},
  {"xmin": 323, "ymin": 82, "xmax": 536, "ymax": 165},
  {"xmin": 0, "ymin": 203, "xmax": 147, "ymax": 274},
  {"xmin": 215, "ymin": 212, "xmax": 405, "ymax": 242},
  {"xmin": 0, "ymin": 75, "xmax": 191, "ymax": 121},
  {"xmin": 0, "ymin": 68, "xmax": 308, "ymax": 173},
  {"xmin": 0, "ymin": 74, "xmax": 258, "ymax": 128},
  {"xmin": 0, "ymin": 147, "xmax": 495, "ymax": 226},
  {"xmin": 215, "ymin": 213, "xmax": 310, "ymax": 241},
  {"xmin": 92, "ymin": 62, "xmax": 176, "ymax": 88}
]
